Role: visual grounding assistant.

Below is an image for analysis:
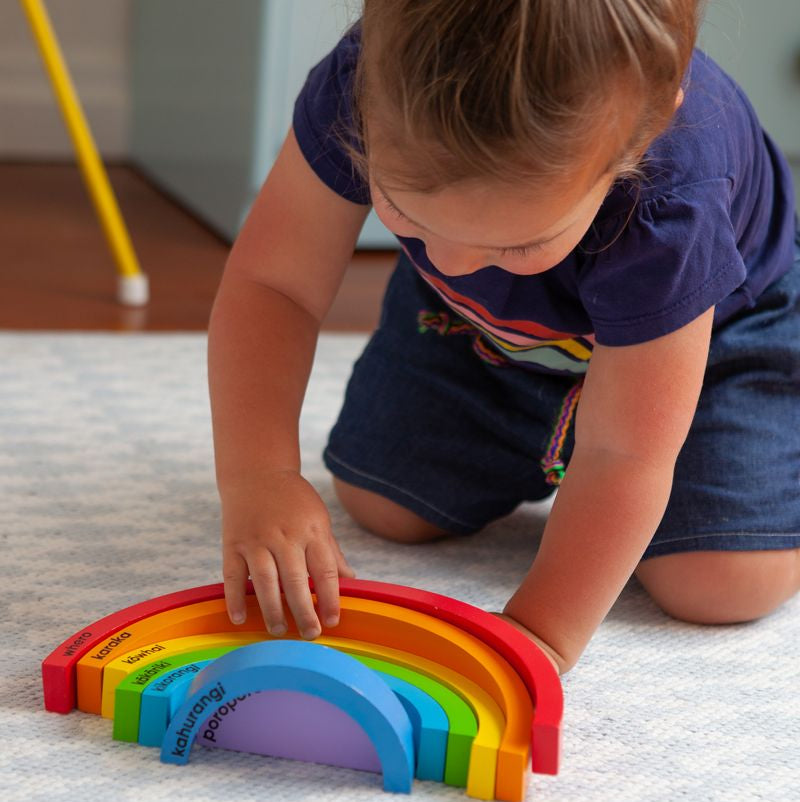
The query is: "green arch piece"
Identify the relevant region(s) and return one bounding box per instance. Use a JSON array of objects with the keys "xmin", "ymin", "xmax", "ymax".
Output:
[{"xmin": 355, "ymin": 655, "xmax": 477, "ymax": 787}]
